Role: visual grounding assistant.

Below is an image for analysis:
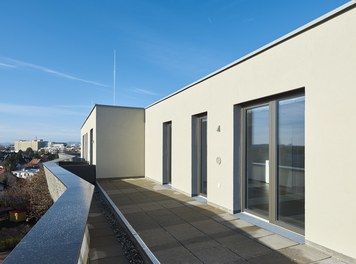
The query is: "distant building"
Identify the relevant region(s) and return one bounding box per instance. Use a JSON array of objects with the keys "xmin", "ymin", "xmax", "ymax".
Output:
[{"xmin": 14, "ymin": 139, "xmax": 46, "ymax": 152}]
